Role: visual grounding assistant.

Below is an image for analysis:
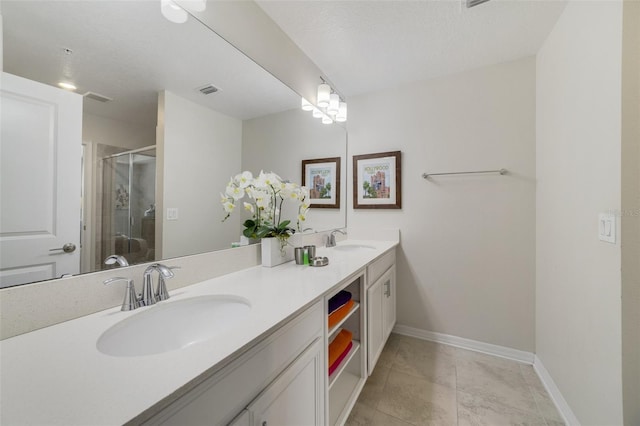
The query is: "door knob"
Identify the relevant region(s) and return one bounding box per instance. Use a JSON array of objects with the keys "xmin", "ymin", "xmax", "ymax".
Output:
[{"xmin": 49, "ymin": 243, "xmax": 76, "ymax": 253}]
